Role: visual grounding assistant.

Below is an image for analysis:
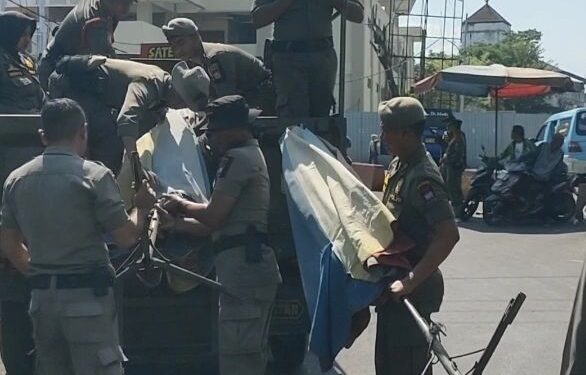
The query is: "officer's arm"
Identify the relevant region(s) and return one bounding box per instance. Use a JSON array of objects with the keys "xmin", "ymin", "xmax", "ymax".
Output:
[
  {"xmin": 174, "ymin": 191, "xmax": 237, "ymax": 230},
  {"xmin": 117, "ymin": 81, "xmax": 158, "ymax": 155},
  {"xmin": 83, "ymin": 18, "xmax": 116, "ymax": 56},
  {"xmin": 251, "ymin": 0, "xmax": 295, "ymax": 29},
  {"xmin": 331, "ymin": 0, "xmax": 365, "ymax": 23},
  {"xmin": 0, "ymin": 228, "xmax": 29, "ymax": 275},
  {"xmin": 402, "ymin": 219, "xmax": 459, "ymax": 292}
]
